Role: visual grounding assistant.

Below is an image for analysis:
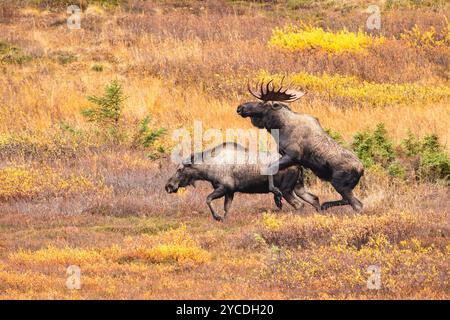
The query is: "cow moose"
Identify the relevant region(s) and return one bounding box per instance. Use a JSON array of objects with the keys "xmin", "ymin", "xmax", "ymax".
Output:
[{"xmin": 165, "ymin": 142, "xmax": 321, "ymax": 221}]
